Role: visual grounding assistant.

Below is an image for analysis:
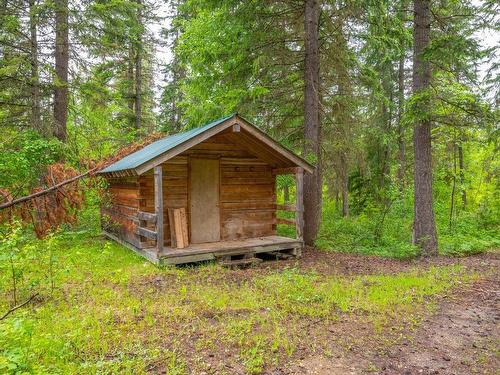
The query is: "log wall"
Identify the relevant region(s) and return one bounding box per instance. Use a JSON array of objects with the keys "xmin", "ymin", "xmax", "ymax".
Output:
[{"xmin": 101, "ymin": 176, "xmax": 141, "ymax": 247}]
